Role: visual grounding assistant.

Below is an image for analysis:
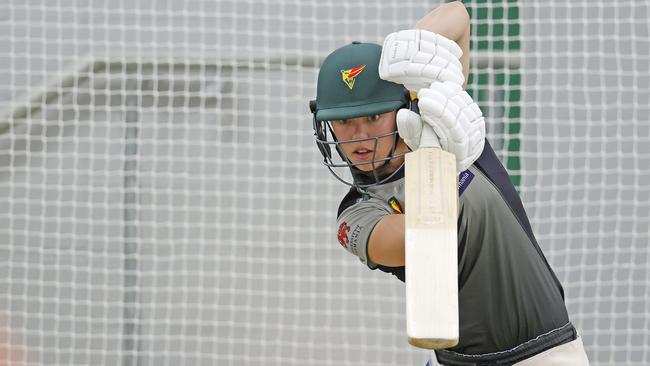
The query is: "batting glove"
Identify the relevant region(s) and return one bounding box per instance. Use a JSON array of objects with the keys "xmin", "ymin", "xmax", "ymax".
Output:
[
  {"xmin": 397, "ymin": 81, "xmax": 485, "ymax": 172},
  {"xmin": 379, "ymin": 29, "xmax": 464, "ymax": 93}
]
